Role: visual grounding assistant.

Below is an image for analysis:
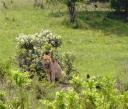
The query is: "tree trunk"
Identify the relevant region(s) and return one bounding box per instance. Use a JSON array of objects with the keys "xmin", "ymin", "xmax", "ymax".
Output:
[
  {"xmin": 40, "ymin": 0, "xmax": 44, "ymax": 9},
  {"xmin": 34, "ymin": 0, "xmax": 44, "ymax": 9},
  {"xmin": 1, "ymin": 1, "xmax": 8, "ymax": 9},
  {"xmin": 67, "ymin": 0, "xmax": 76, "ymax": 23}
]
